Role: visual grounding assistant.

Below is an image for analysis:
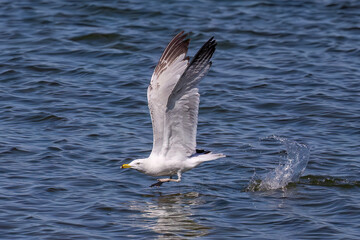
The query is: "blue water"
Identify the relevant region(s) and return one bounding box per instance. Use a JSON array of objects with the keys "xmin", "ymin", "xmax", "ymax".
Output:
[{"xmin": 1, "ymin": 0, "xmax": 360, "ymax": 239}]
